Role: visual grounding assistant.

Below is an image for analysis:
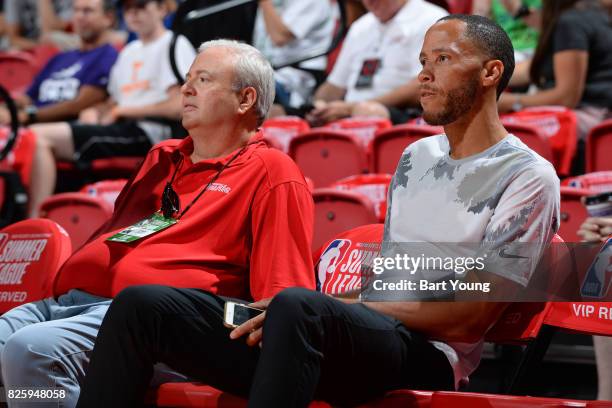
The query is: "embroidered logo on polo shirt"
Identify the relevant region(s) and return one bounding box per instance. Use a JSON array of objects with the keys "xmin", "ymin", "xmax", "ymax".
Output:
[{"xmin": 209, "ymin": 183, "xmax": 231, "ymax": 194}]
